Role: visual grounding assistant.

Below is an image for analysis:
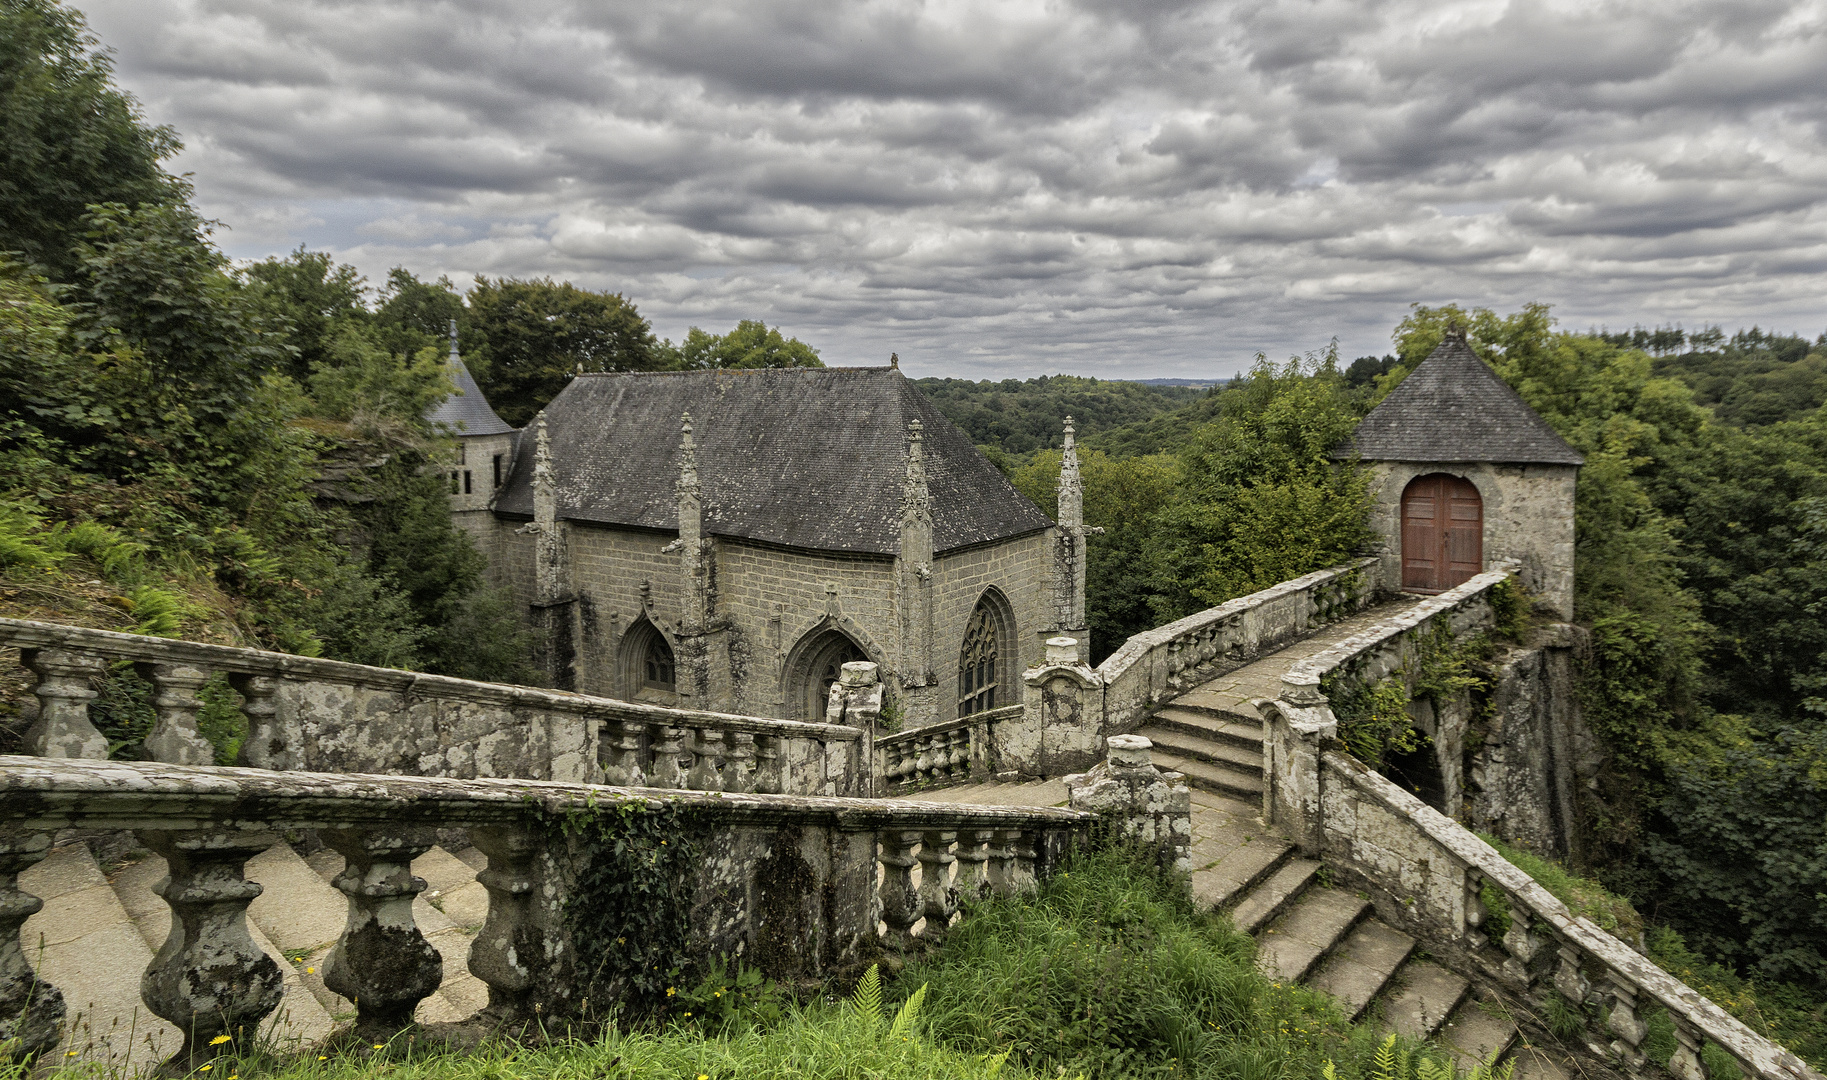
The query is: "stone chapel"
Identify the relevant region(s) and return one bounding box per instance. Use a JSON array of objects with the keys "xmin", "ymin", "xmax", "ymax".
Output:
[
  {"xmin": 1338, "ymin": 328, "xmax": 1584, "ymax": 618},
  {"xmin": 429, "ymin": 349, "xmax": 1089, "ymax": 726}
]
